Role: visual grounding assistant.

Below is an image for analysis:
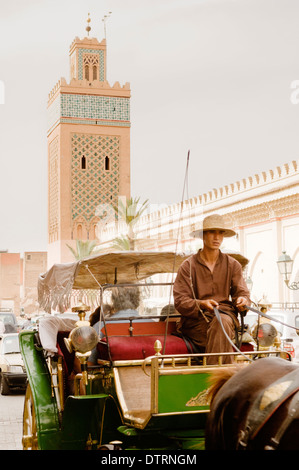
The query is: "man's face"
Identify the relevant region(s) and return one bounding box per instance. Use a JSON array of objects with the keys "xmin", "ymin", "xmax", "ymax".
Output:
[{"xmin": 203, "ymin": 230, "xmax": 224, "ymax": 250}]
